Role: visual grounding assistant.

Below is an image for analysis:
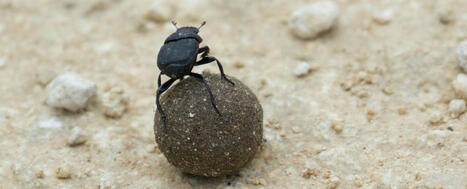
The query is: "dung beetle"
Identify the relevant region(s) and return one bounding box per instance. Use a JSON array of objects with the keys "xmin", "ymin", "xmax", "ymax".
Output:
[{"xmin": 156, "ymin": 21, "xmax": 234, "ymax": 132}]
